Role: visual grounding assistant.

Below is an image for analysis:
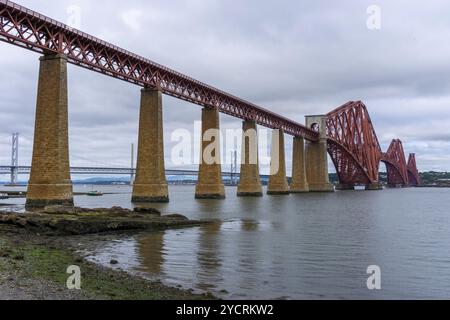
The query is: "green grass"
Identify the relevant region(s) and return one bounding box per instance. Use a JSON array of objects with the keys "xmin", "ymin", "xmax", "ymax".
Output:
[{"xmin": 0, "ymin": 237, "xmax": 206, "ymax": 300}]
